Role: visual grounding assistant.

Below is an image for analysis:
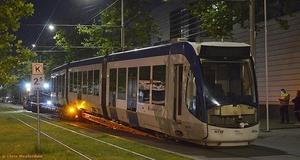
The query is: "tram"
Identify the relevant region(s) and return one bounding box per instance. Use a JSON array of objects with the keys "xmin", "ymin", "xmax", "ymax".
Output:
[{"xmin": 51, "ymin": 41, "xmax": 259, "ymax": 146}]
